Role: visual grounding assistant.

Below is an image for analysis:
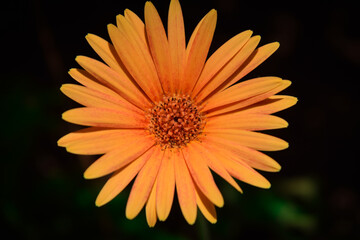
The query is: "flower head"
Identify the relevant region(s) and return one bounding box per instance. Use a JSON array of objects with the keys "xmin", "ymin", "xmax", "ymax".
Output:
[{"xmin": 58, "ymin": 0, "xmax": 297, "ymax": 227}]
